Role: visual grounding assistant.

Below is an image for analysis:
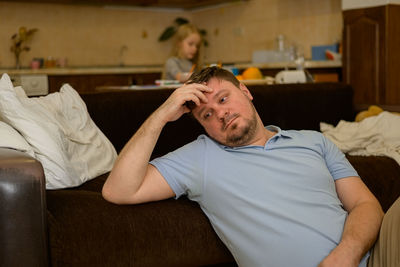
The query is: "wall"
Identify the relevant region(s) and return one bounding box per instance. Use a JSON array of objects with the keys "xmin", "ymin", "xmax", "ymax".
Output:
[
  {"xmin": 193, "ymin": 0, "xmax": 342, "ymax": 63},
  {"xmin": 0, "ymin": 0, "xmax": 342, "ymax": 68},
  {"xmin": 0, "ymin": 1, "xmax": 187, "ymax": 68}
]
